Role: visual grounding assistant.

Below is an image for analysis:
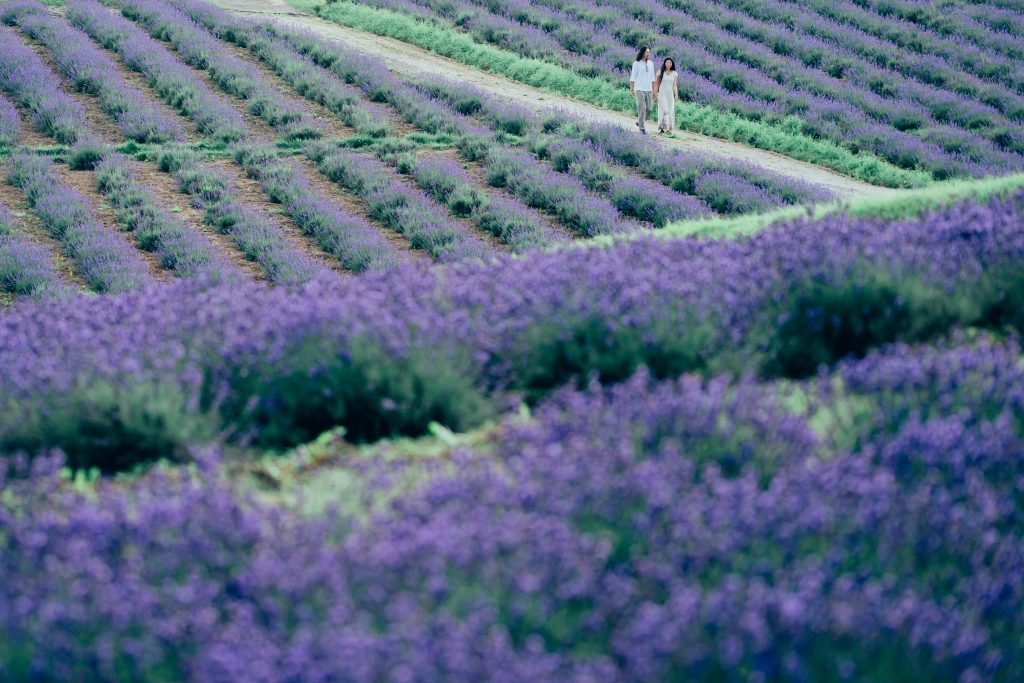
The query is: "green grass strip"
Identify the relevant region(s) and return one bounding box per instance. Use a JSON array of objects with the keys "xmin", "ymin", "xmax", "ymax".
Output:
[
  {"xmin": 314, "ymin": 0, "xmax": 929, "ymax": 189},
  {"xmin": 585, "ymin": 172, "xmax": 1024, "ymax": 246}
]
